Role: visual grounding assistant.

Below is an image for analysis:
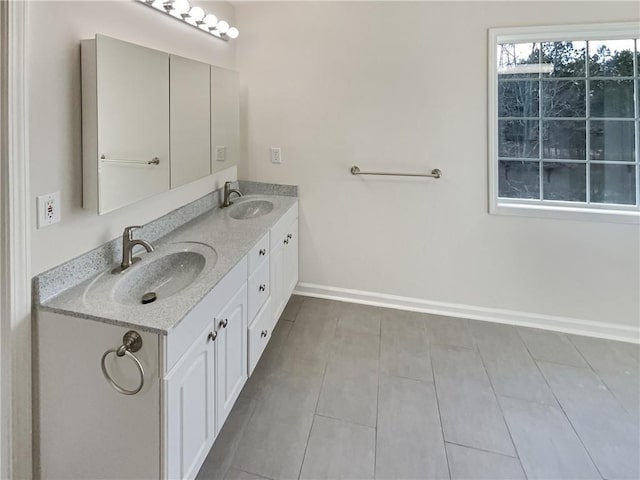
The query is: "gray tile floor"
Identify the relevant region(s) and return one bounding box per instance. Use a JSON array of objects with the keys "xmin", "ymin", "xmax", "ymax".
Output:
[{"xmin": 196, "ymin": 296, "xmax": 640, "ymax": 480}]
